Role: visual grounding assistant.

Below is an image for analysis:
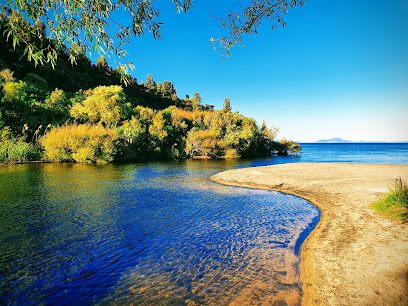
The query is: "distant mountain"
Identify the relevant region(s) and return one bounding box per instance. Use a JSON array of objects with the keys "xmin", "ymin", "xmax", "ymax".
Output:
[{"xmin": 316, "ymin": 138, "xmax": 352, "ymax": 143}]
